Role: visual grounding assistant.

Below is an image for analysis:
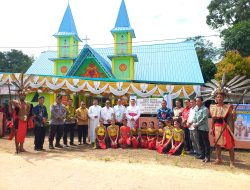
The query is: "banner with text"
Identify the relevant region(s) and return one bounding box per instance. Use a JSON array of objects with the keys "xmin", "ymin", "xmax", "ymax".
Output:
[{"xmin": 137, "ymin": 98, "xmax": 162, "ymax": 114}]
